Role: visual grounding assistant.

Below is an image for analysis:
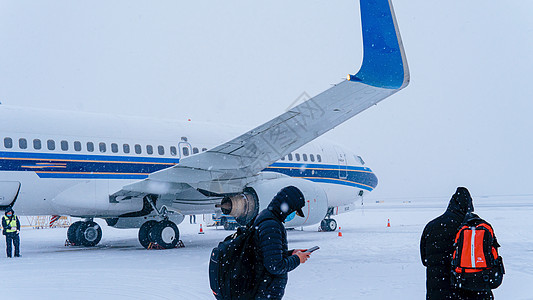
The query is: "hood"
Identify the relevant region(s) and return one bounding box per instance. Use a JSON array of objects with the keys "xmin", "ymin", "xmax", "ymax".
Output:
[
  {"xmin": 267, "ymin": 186, "xmax": 305, "ymax": 222},
  {"xmin": 446, "ymin": 187, "xmax": 474, "ymax": 217},
  {"xmin": 4, "ymin": 206, "xmax": 14, "ymax": 216}
]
